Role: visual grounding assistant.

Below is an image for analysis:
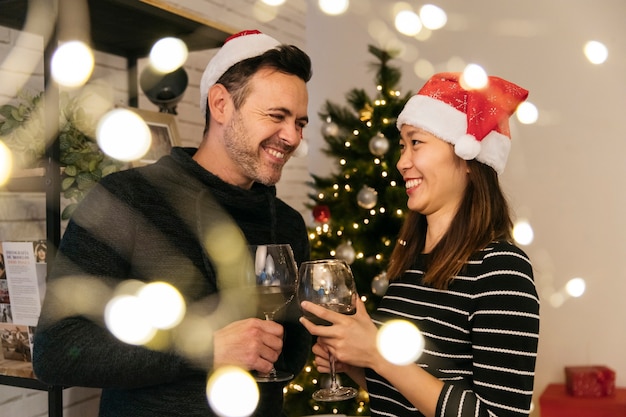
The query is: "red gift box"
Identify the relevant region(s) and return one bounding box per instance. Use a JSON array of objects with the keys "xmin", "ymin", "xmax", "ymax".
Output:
[{"xmin": 565, "ymin": 366, "xmax": 616, "ymax": 397}]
